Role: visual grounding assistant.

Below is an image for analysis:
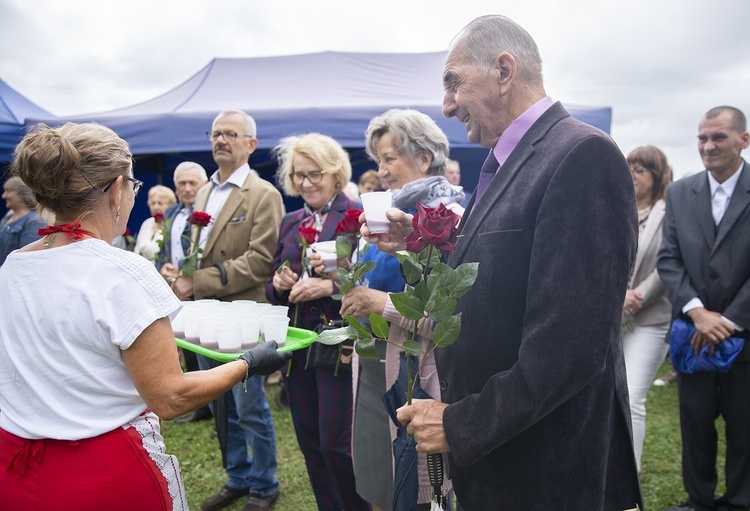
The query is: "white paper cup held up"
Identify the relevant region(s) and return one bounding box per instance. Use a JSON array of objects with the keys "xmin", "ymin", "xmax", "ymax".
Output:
[{"xmin": 360, "ymin": 191, "xmax": 393, "ymax": 234}]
